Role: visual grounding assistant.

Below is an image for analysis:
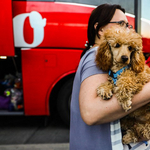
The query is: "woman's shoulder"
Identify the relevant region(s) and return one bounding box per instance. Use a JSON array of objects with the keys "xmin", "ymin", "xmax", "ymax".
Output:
[
  {"xmin": 81, "ymin": 46, "xmax": 98, "ymax": 62},
  {"xmin": 77, "ymin": 46, "xmax": 106, "ymax": 82}
]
